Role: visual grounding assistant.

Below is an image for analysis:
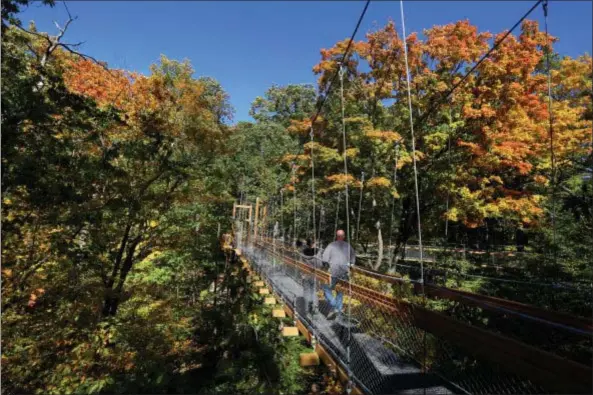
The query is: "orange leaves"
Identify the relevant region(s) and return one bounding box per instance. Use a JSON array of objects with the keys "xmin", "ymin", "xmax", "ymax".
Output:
[
  {"xmin": 533, "ymin": 175, "xmax": 549, "ymax": 186},
  {"xmin": 63, "ymin": 59, "xmax": 133, "ymax": 111},
  {"xmin": 313, "ymin": 38, "xmax": 364, "ymax": 90},
  {"xmin": 308, "ymin": 18, "xmax": 589, "ymax": 229},
  {"xmin": 324, "ymin": 174, "xmax": 361, "ymax": 191},
  {"xmin": 364, "ymin": 130, "xmax": 402, "ymax": 143},
  {"xmin": 287, "ymin": 119, "xmax": 312, "ymax": 136},
  {"xmin": 63, "ymin": 55, "xmax": 225, "ymax": 150},
  {"xmin": 27, "ymin": 288, "xmax": 45, "ymax": 308},
  {"xmin": 424, "ymin": 20, "xmax": 491, "ymax": 69}
]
